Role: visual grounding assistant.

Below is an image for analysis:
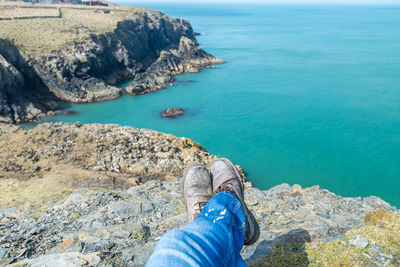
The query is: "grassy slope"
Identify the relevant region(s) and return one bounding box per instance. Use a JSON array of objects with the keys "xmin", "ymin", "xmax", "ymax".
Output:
[
  {"xmin": 0, "ymin": 1, "xmax": 142, "ymax": 56},
  {"xmin": 256, "ymin": 209, "xmax": 400, "ymax": 267}
]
